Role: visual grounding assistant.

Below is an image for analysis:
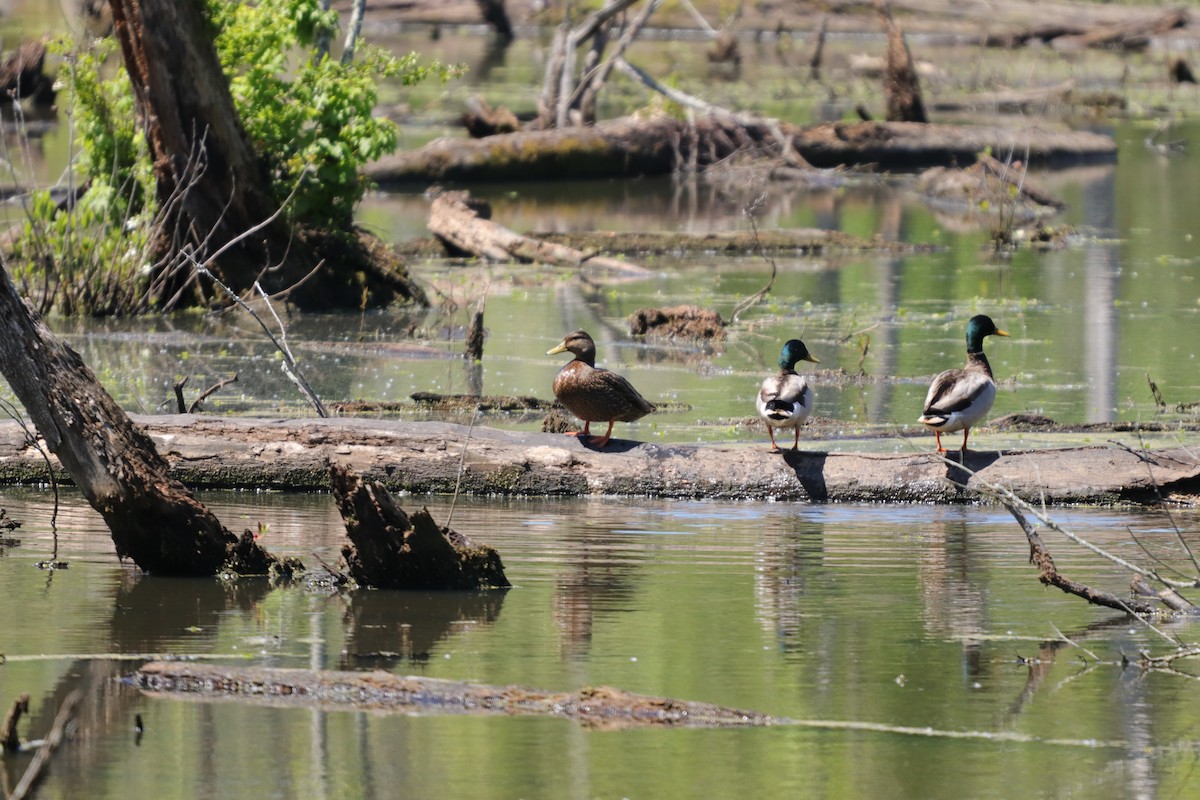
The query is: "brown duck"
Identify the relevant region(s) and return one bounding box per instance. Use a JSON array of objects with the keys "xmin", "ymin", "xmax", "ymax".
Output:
[{"xmin": 547, "ymin": 330, "xmax": 654, "ymax": 448}]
